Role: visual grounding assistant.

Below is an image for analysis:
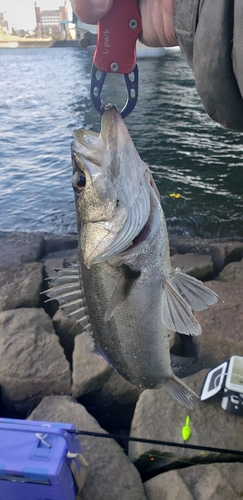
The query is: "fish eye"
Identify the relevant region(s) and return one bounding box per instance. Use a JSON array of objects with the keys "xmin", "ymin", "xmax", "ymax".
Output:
[{"xmin": 72, "ymin": 171, "xmax": 86, "ymax": 194}]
